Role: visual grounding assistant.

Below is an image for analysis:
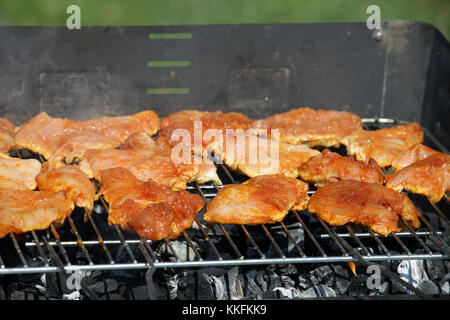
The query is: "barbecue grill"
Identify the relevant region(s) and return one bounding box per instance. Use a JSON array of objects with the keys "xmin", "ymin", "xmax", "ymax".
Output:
[{"xmin": 0, "ymin": 22, "xmax": 449, "ymax": 300}]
